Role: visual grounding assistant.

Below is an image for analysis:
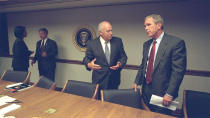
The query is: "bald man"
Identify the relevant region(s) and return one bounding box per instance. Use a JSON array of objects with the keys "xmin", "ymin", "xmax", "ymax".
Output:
[{"xmin": 83, "ymin": 21, "xmax": 127, "ymax": 90}]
